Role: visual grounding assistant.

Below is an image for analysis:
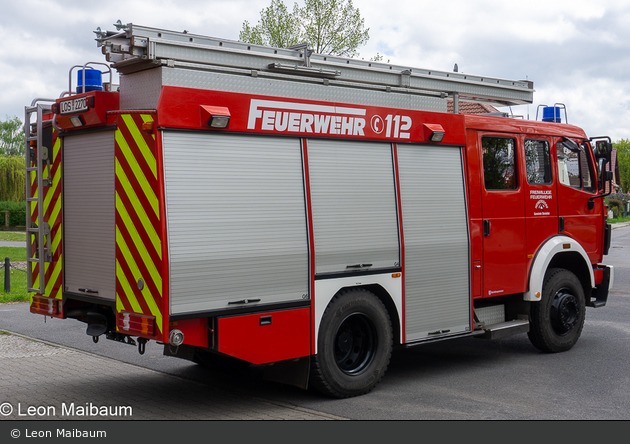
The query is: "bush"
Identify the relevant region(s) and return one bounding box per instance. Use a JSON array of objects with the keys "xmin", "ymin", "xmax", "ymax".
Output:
[
  {"xmin": 612, "ymin": 207, "xmax": 620, "ymax": 218},
  {"xmin": 609, "ymin": 192, "xmax": 630, "ymax": 203},
  {"xmin": 608, "ymin": 198, "xmax": 623, "ymax": 215},
  {"xmin": 0, "ymin": 201, "xmax": 26, "ymax": 227}
]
